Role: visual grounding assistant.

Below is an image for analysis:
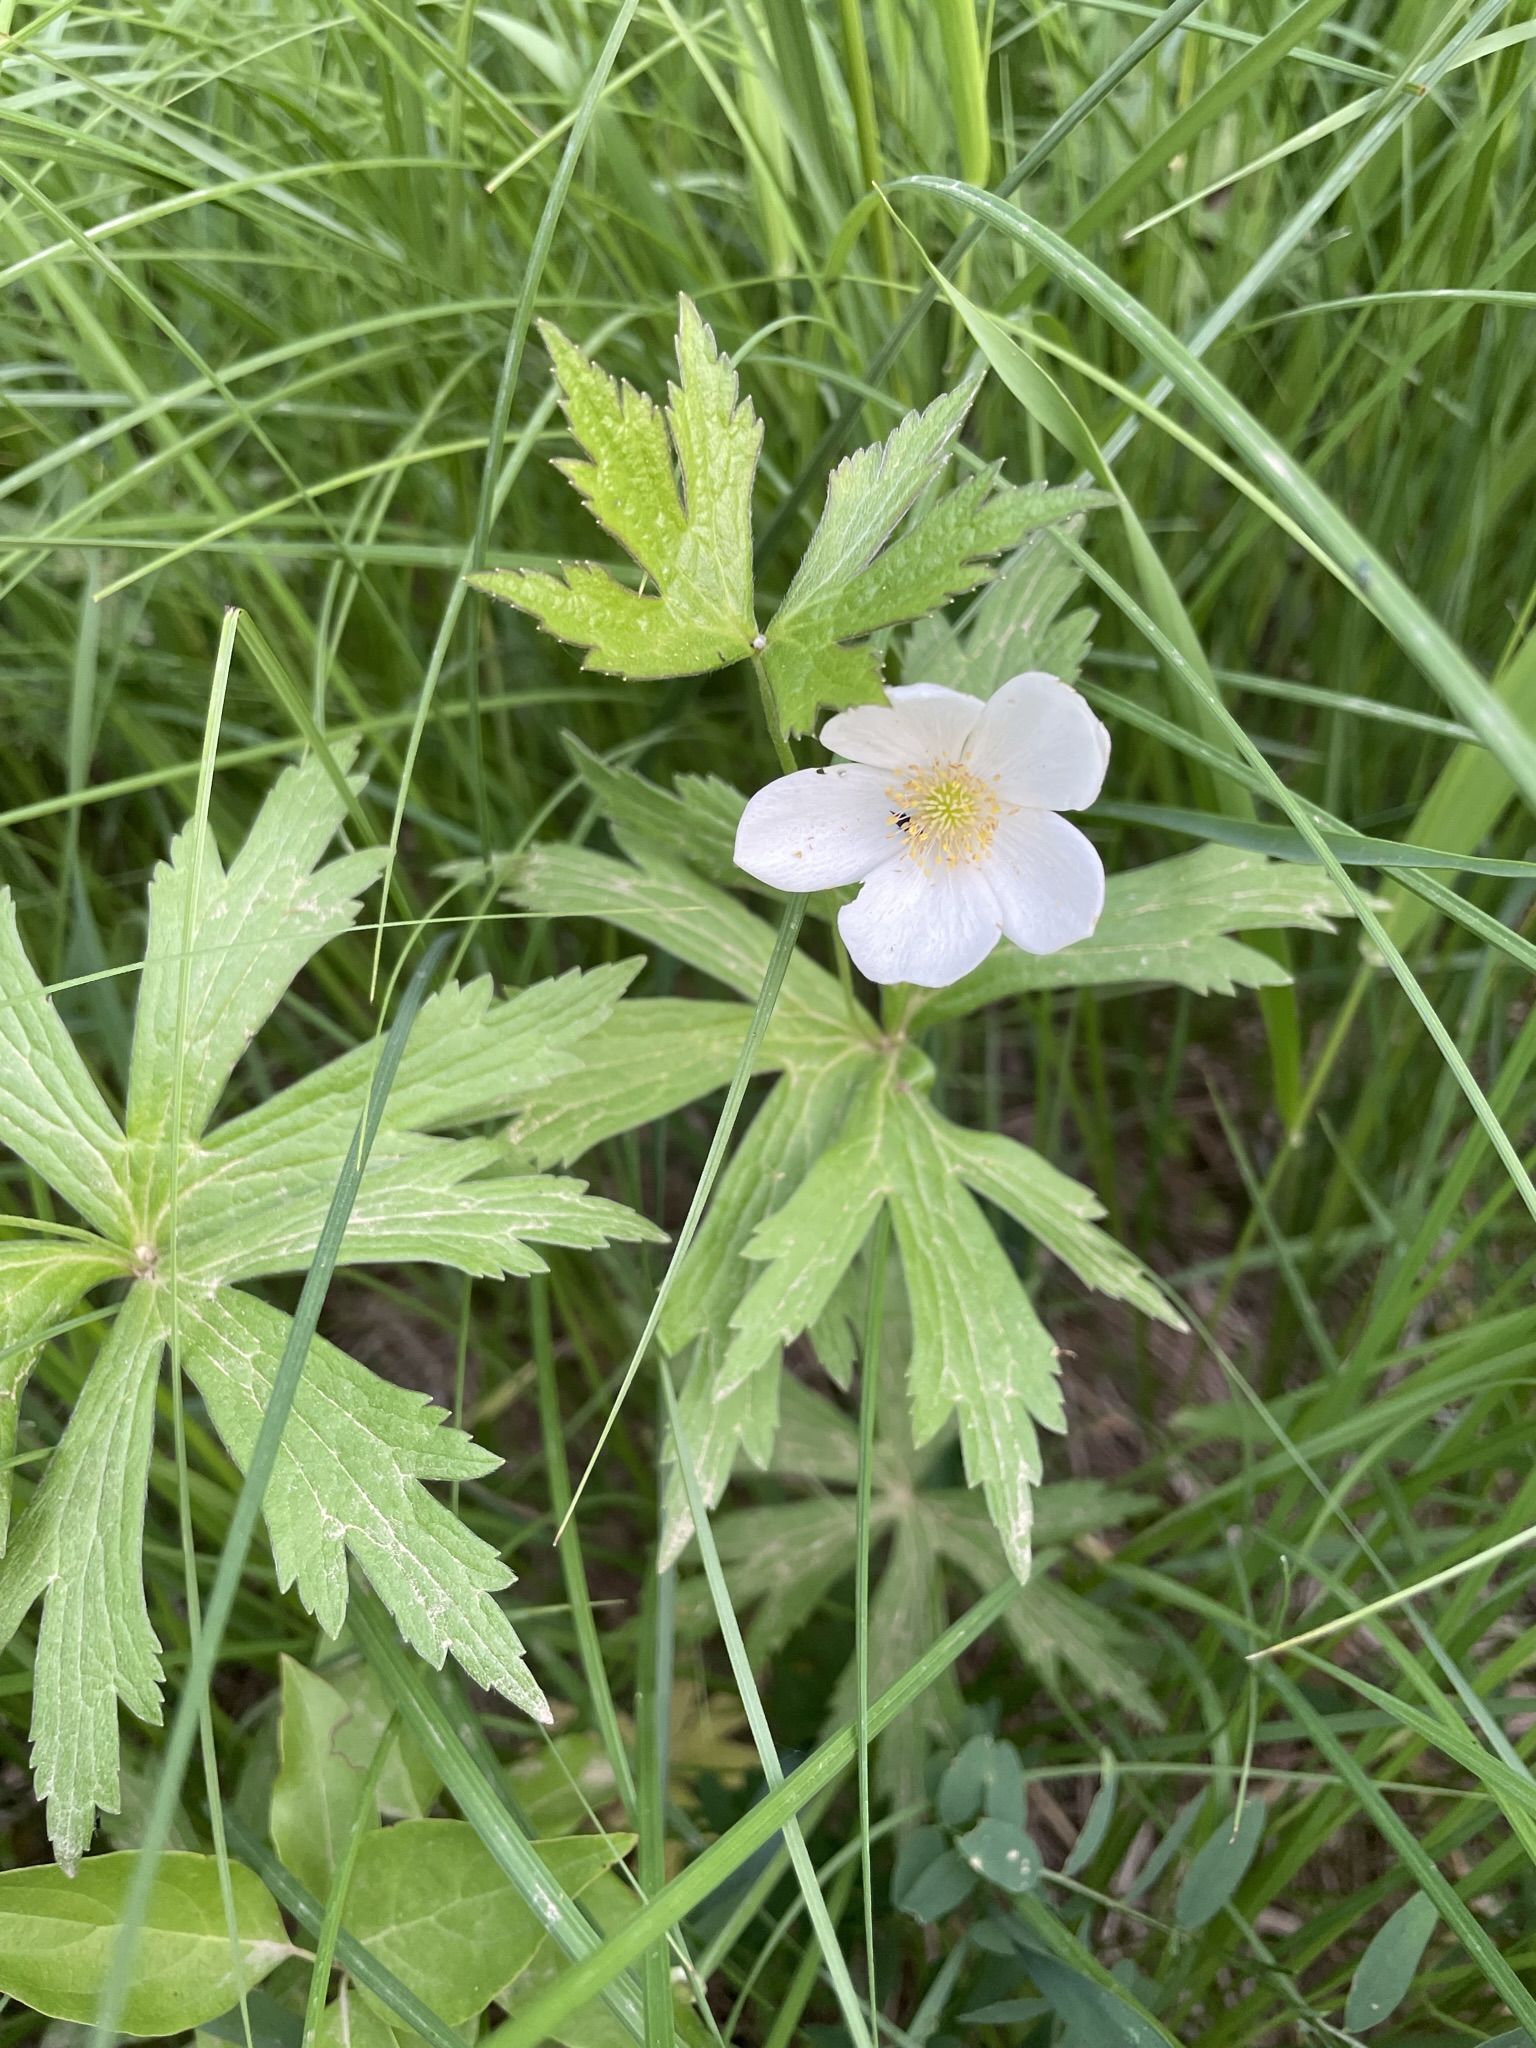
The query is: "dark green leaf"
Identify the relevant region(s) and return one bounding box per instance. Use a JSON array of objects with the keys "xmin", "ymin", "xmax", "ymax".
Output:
[
  {"xmin": 1174, "ymin": 1800, "xmax": 1266, "ymax": 1929},
  {"xmin": 1344, "ymin": 1892, "xmax": 1437, "ymax": 2033}
]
